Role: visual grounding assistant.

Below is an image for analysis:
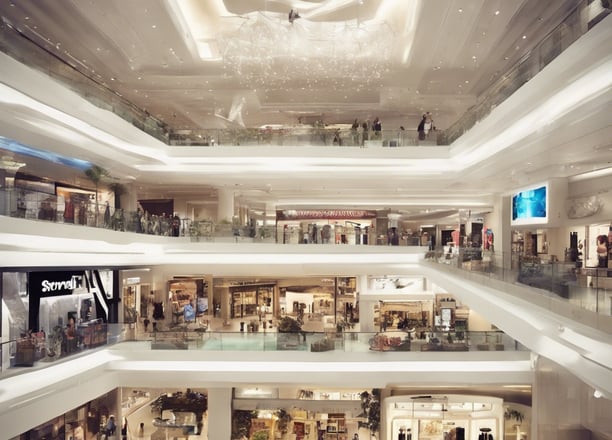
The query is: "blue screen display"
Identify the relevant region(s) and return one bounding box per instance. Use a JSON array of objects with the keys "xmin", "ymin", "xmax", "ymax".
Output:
[
  {"xmin": 512, "ymin": 185, "xmax": 547, "ymax": 221},
  {"xmin": 0, "ymin": 136, "xmax": 92, "ymax": 170}
]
